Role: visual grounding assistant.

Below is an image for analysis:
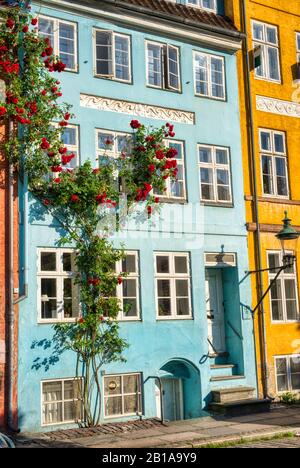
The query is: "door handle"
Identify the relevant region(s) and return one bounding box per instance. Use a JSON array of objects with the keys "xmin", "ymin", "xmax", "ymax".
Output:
[{"xmin": 207, "ymin": 314, "xmax": 215, "ymax": 320}]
